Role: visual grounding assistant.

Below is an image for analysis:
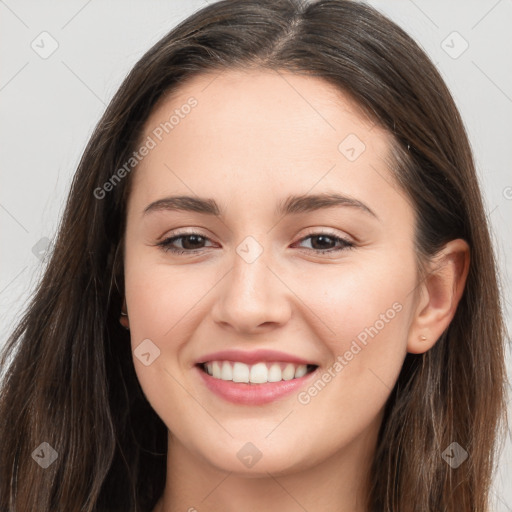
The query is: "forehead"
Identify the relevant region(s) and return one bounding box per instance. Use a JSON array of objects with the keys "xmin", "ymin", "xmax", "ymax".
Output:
[
  {"xmin": 141, "ymin": 67, "xmax": 381, "ymax": 157},
  {"xmin": 128, "ymin": 68, "xmax": 402, "ymax": 219}
]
